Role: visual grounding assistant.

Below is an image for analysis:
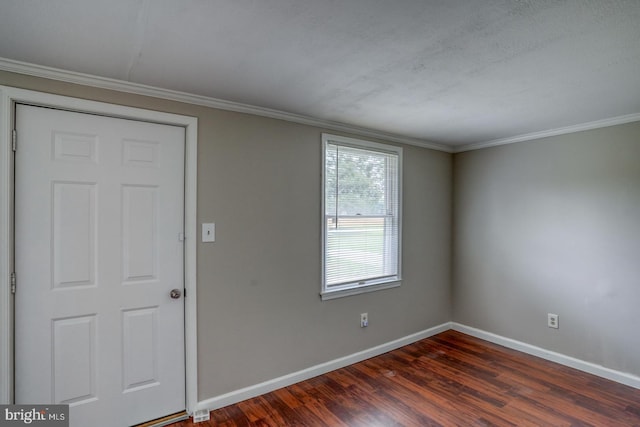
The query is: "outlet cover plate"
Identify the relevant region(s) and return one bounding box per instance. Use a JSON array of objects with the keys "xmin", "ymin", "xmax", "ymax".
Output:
[
  {"xmin": 193, "ymin": 409, "xmax": 210, "ymax": 423},
  {"xmin": 360, "ymin": 313, "xmax": 368, "ymax": 328},
  {"xmin": 548, "ymin": 313, "xmax": 559, "ymax": 329}
]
